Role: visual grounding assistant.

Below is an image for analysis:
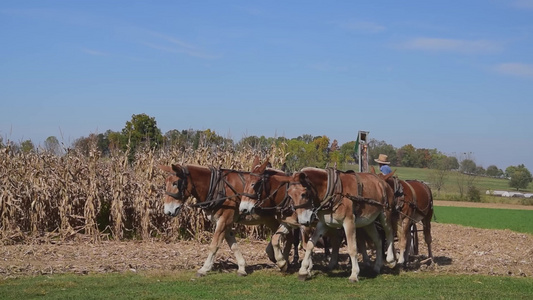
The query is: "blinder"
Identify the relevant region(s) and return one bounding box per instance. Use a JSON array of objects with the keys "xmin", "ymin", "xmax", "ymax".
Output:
[{"xmin": 166, "ymin": 177, "xmax": 188, "ymax": 200}]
